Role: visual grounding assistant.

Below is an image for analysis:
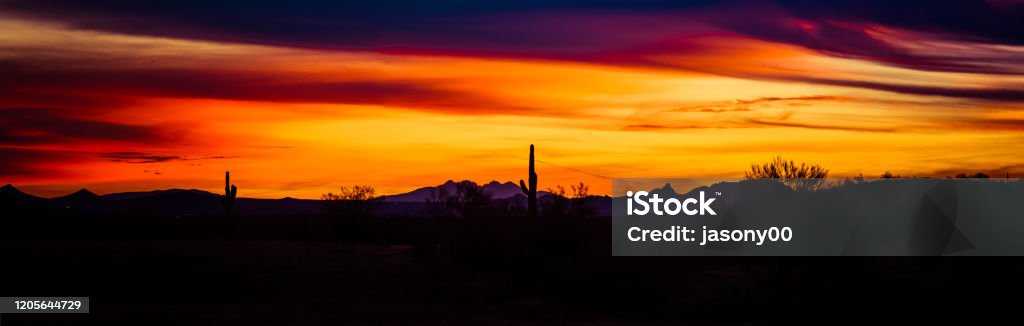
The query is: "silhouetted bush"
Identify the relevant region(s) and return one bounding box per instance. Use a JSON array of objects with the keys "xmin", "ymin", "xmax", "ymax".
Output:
[
  {"xmin": 541, "ymin": 182, "xmax": 596, "ymax": 219},
  {"xmin": 745, "ymin": 156, "xmax": 829, "ymax": 191},
  {"xmin": 881, "ymin": 171, "xmax": 903, "ymax": 179},
  {"xmin": 955, "ymin": 172, "xmax": 989, "ymax": 178},
  {"xmin": 423, "ymin": 181, "xmax": 494, "ymax": 219},
  {"xmin": 322, "ymin": 185, "xmax": 379, "ymax": 240}
]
